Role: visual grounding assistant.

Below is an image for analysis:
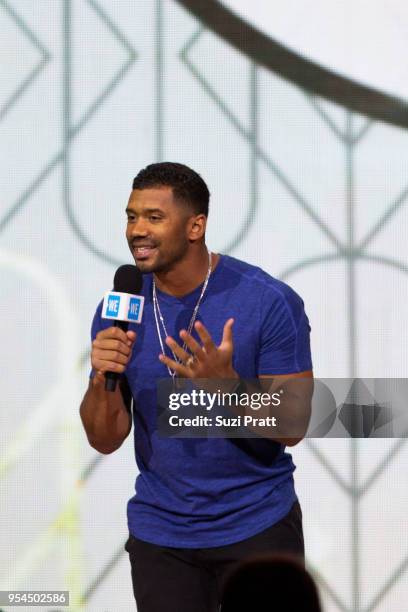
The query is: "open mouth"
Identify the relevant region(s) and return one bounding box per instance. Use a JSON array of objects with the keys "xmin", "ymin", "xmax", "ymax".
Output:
[{"xmin": 133, "ymin": 246, "xmax": 157, "ymax": 259}]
